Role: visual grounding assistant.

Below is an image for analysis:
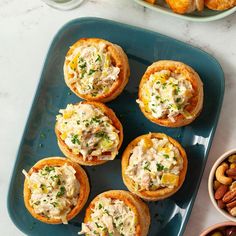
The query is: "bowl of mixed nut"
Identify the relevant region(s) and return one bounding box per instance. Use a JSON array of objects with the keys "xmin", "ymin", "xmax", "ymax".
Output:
[
  {"xmin": 209, "ymin": 149, "xmax": 236, "ymax": 221},
  {"xmin": 200, "ymin": 221, "xmax": 236, "ymax": 236}
]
